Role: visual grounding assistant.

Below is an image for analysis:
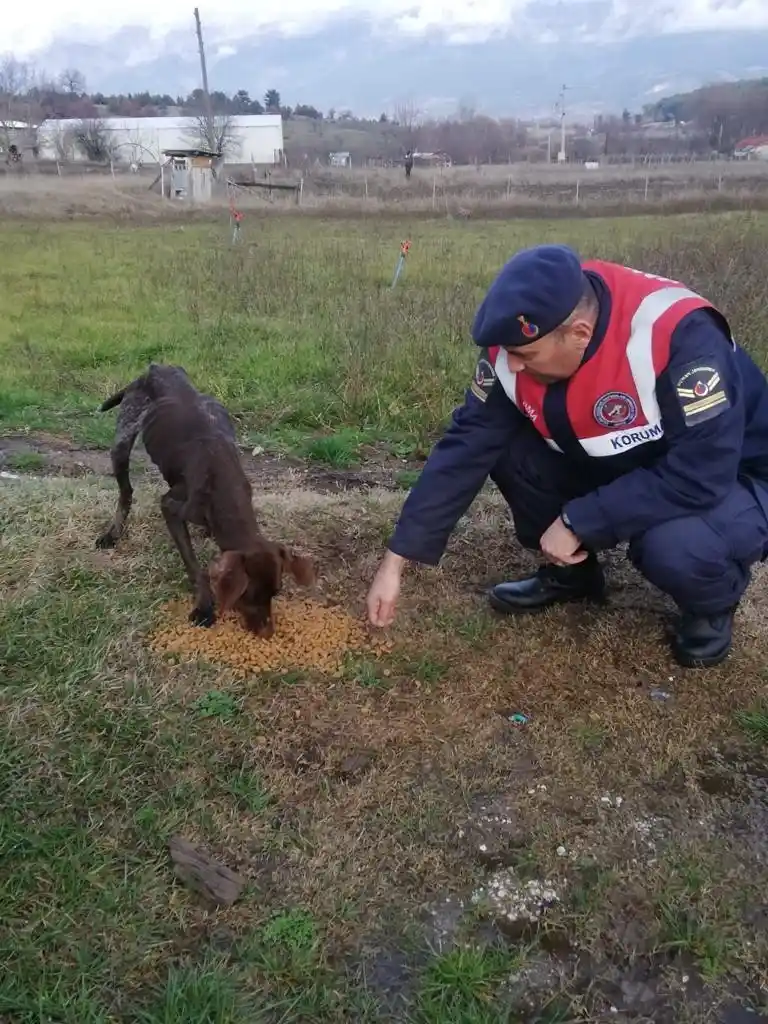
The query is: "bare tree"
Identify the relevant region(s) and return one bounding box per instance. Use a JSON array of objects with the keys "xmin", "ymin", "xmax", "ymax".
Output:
[
  {"xmin": 41, "ymin": 120, "xmax": 77, "ymax": 162},
  {"xmin": 183, "ymin": 112, "xmax": 241, "ymax": 159},
  {"xmin": 73, "ymin": 118, "xmax": 116, "ymax": 162},
  {"xmin": 0, "ymin": 53, "xmax": 35, "ymax": 98},
  {"xmin": 0, "ymin": 54, "xmax": 42, "ymax": 159},
  {"xmin": 59, "ymin": 68, "xmax": 87, "ymax": 96},
  {"xmin": 392, "ymin": 98, "xmax": 422, "ymax": 147}
]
